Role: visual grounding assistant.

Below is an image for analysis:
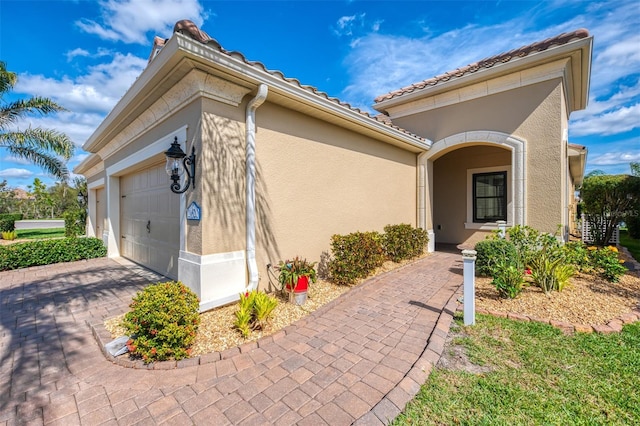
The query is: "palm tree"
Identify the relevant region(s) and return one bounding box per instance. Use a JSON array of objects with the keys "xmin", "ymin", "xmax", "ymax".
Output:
[{"xmin": 0, "ymin": 61, "xmax": 74, "ymax": 180}]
